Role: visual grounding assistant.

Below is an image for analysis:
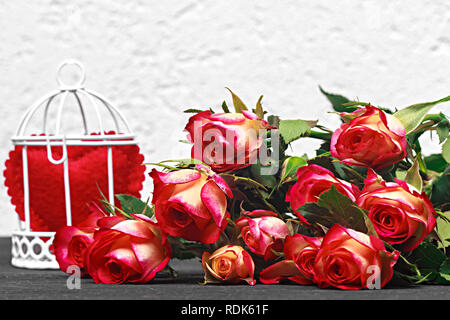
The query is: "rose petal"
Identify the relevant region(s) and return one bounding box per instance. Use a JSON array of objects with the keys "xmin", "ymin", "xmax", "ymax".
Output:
[
  {"xmin": 97, "ymin": 216, "xmax": 126, "ymax": 230},
  {"xmin": 53, "ymin": 226, "xmax": 95, "ymax": 272},
  {"xmin": 208, "ymin": 113, "xmax": 246, "ymax": 124},
  {"xmin": 157, "ymin": 169, "xmax": 201, "ymax": 185},
  {"xmin": 241, "ymin": 110, "xmax": 259, "ymax": 120},
  {"xmin": 259, "ymin": 260, "xmax": 305, "ymax": 284},
  {"xmin": 211, "ymin": 174, "xmax": 233, "ymax": 198},
  {"xmin": 201, "ymin": 180, "xmax": 228, "ymax": 227},
  {"xmin": 110, "ymin": 220, "xmax": 154, "ymax": 239},
  {"xmin": 184, "ymin": 110, "xmax": 213, "ymax": 142},
  {"xmin": 241, "ymin": 249, "xmax": 256, "ymax": 285},
  {"xmin": 242, "ymin": 209, "xmax": 279, "ymax": 218},
  {"xmin": 105, "ymin": 245, "xmax": 143, "ymax": 274},
  {"xmin": 283, "ymin": 234, "xmax": 322, "ymax": 260}
]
